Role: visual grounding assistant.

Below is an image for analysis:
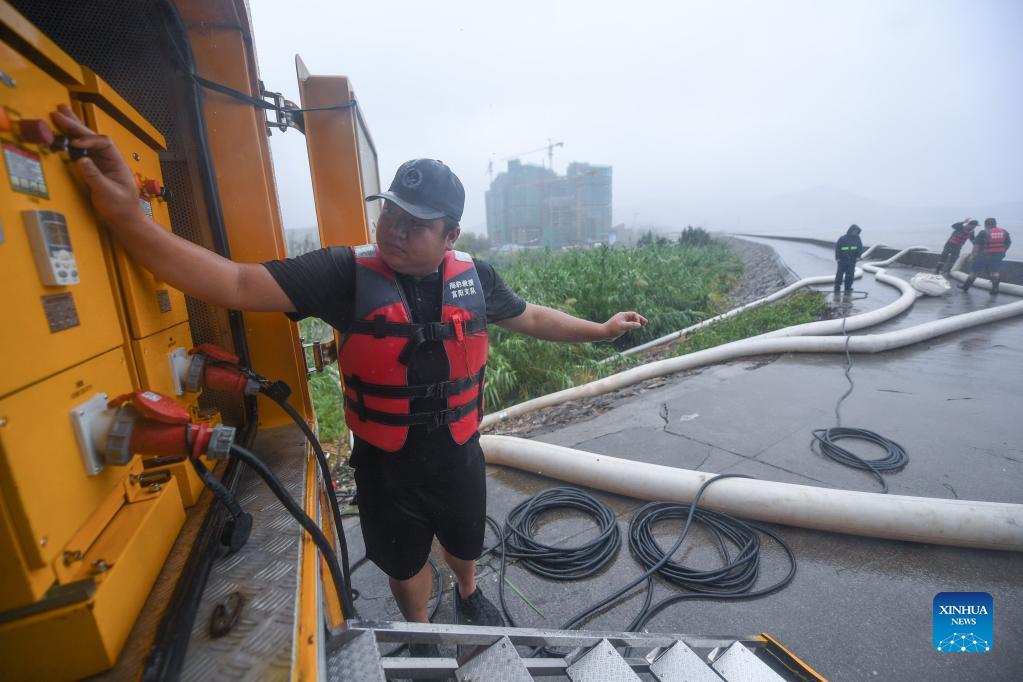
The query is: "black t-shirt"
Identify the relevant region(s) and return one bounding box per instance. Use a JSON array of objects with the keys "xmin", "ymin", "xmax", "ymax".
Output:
[{"xmin": 263, "ymin": 246, "xmax": 526, "ymax": 482}]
